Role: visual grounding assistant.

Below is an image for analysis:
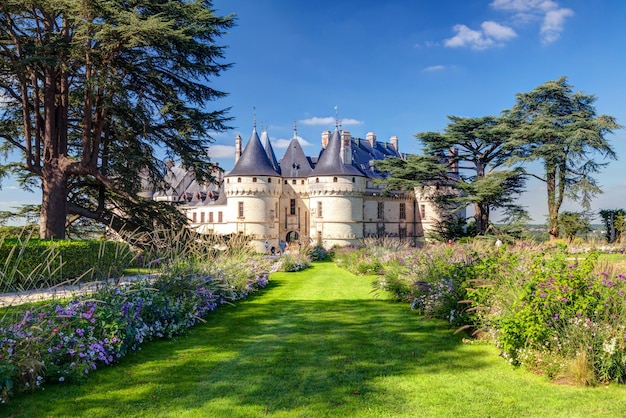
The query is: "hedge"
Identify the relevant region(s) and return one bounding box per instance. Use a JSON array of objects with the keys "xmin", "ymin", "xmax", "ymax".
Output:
[{"xmin": 0, "ymin": 239, "xmax": 135, "ymax": 291}]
